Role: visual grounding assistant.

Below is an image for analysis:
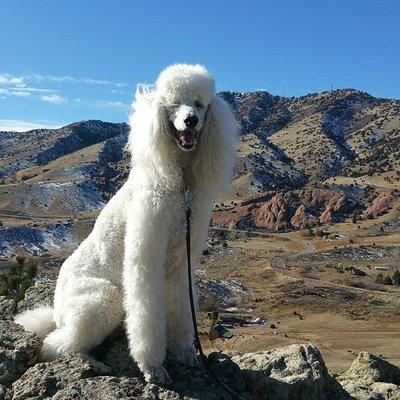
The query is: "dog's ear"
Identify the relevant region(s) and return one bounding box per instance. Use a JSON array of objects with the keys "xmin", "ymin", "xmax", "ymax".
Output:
[
  {"xmin": 192, "ymin": 95, "xmax": 239, "ymax": 196},
  {"xmin": 152, "ymin": 100, "xmax": 170, "ymax": 141}
]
